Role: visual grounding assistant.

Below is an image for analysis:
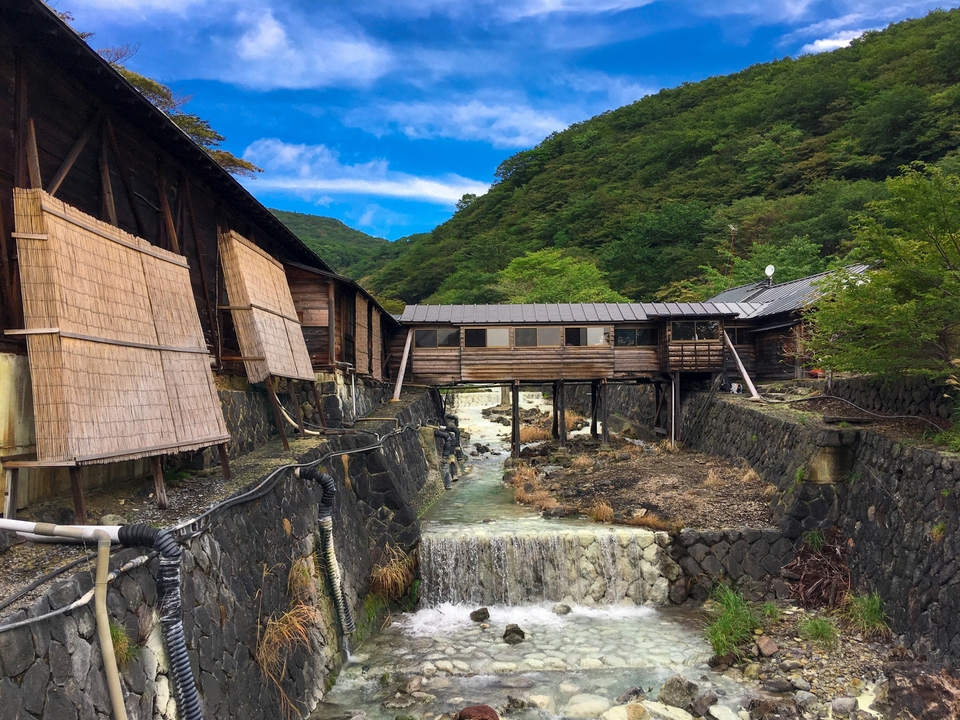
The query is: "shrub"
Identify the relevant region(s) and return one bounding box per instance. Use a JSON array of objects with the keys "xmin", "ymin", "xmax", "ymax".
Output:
[
  {"xmin": 803, "ymin": 529, "xmax": 826, "ymax": 552},
  {"xmin": 571, "ymin": 453, "xmax": 594, "ymax": 470},
  {"xmin": 588, "ymin": 501, "xmax": 614, "ymax": 523},
  {"xmin": 519, "ymin": 425, "xmax": 551, "ymax": 443},
  {"xmin": 843, "ymin": 593, "xmax": 890, "ymax": 638}
]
